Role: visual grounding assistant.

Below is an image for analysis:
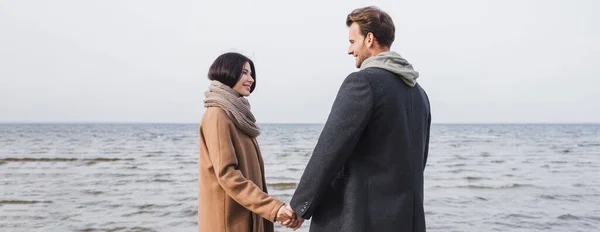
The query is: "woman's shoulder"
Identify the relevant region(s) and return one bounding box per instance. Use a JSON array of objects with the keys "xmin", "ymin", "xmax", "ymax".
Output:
[{"xmin": 201, "ymin": 107, "xmax": 233, "ymax": 126}]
